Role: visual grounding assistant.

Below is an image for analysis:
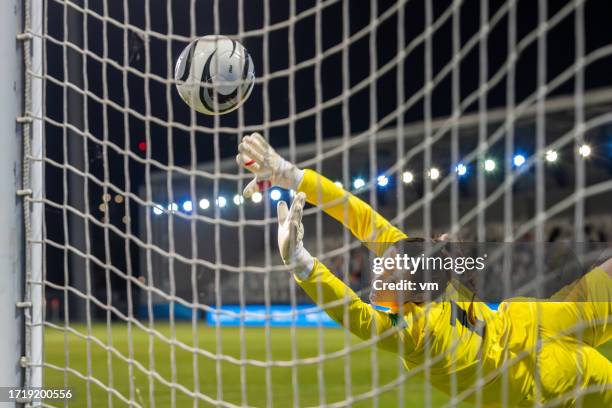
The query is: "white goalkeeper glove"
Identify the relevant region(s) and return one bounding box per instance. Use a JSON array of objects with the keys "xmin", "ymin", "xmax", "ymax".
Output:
[
  {"xmin": 236, "ymin": 133, "xmax": 304, "ymax": 198},
  {"xmin": 277, "ymin": 192, "xmax": 314, "ymax": 280}
]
